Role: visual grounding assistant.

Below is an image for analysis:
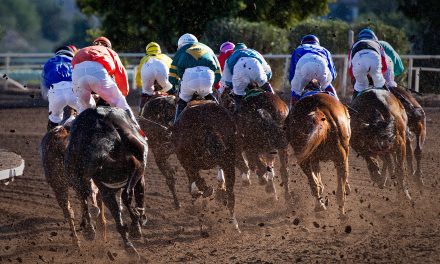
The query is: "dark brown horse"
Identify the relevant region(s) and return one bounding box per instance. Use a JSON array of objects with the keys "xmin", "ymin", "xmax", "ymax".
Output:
[
  {"xmin": 236, "ymin": 90, "xmax": 290, "ymax": 202},
  {"xmin": 350, "ymin": 88, "xmax": 411, "ymax": 200},
  {"xmin": 389, "ymin": 86, "xmax": 426, "ymax": 187},
  {"xmin": 40, "ymin": 107, "xmax": 106, "ymax": 247},
  {"xmin": 65, "ymin": 107, "xmax": 147, "ymax": 256},
  {"xmin": 286, "ymin": 92, "xmax": 351, "ymax": 216},
  {"xmin": 139, "ymin": 95, "xmax": 181, "ymax": 208},
  {"xmin": 171, "ymin": 100, "xmax": 240, "ymax": 231}
]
